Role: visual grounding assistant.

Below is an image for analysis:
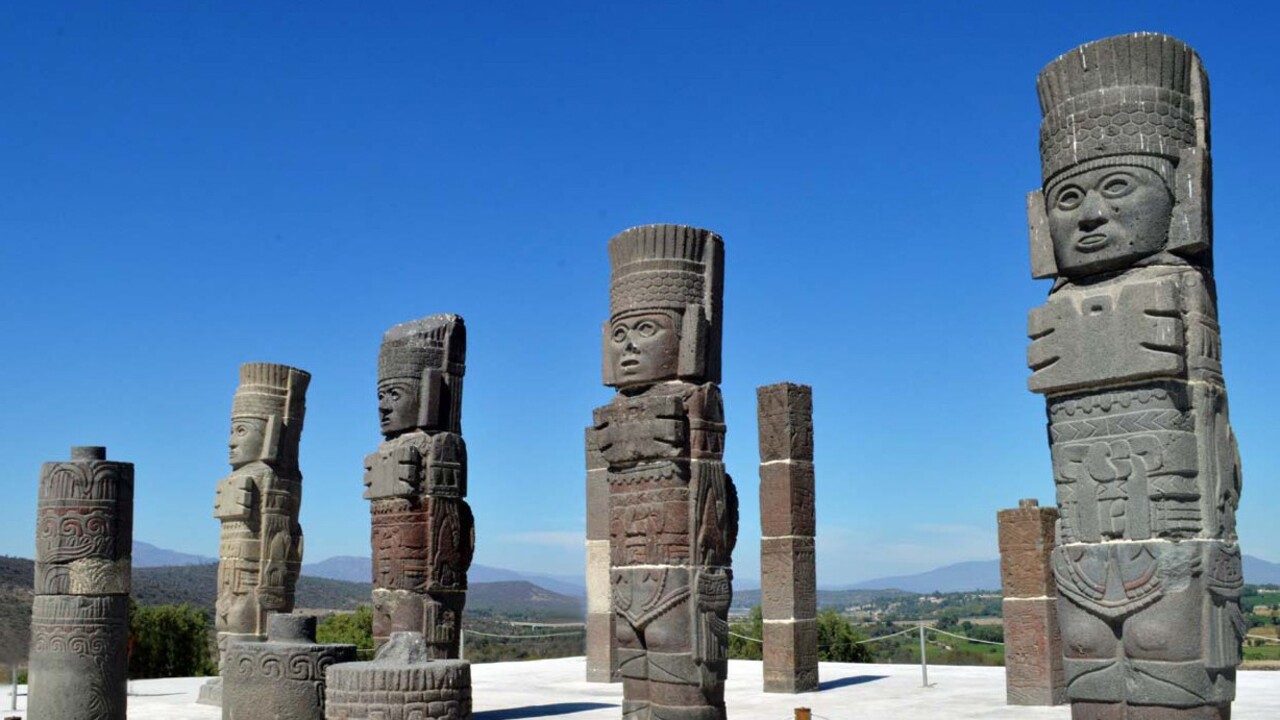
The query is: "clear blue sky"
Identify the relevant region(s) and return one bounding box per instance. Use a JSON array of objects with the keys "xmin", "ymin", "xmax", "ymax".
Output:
[{"xmin": 2, "ymin": 2, "xmax": 1276, "ymax": 585}]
